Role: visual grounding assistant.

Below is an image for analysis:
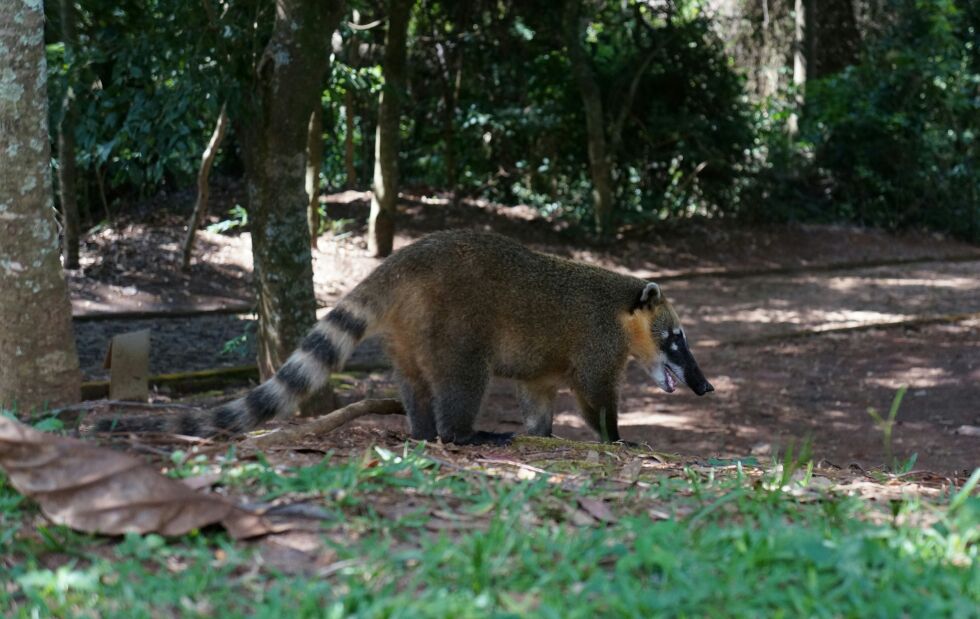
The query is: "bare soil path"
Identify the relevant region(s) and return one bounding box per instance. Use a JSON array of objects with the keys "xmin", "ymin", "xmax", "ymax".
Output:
[{"xmin": 69, "ymin": 194, "xmax": 980, "ymax": 473}]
